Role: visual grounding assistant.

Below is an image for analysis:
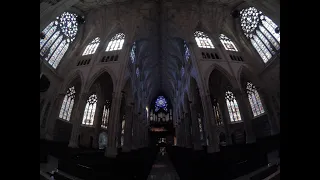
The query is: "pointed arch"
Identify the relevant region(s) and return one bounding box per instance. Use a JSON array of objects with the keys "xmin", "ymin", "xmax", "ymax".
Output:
[
  {"xmin": 238, "ymin": 65, "xmax": 266, "ymax": 117},
  {"xmin": 237, "ymin": 65, "xmax": 263, "ymax": 92},
  {"xmin": 104, "ymin": 22, "xmax": 126, "ymax": 52},
  {"xmin": 206, "ymin": 63, "xmax": 237, "ymax": 90},
  {"xmin": 85, "ymin": 67, "xmax": 116, "ymax": 93},
  {"xmin": 61, "ymin": 70, "xmax": 84, "ymax": 93},
  {"xmin": 82, "ymin": 37, "xmax": 101, "ymax": 56}
]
